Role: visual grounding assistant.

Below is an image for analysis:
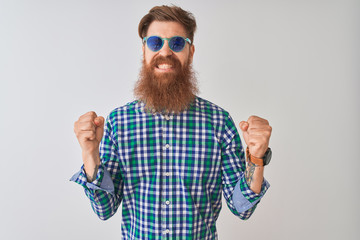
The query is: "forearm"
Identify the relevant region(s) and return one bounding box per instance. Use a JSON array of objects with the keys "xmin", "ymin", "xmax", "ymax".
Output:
[
  {"xmin": 82, "ymin": 150, "xmax": 100, "ymax": 182},
  {"xmin": 245, "ymin": 161, "xmax": 264, "ymax": 194}
]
